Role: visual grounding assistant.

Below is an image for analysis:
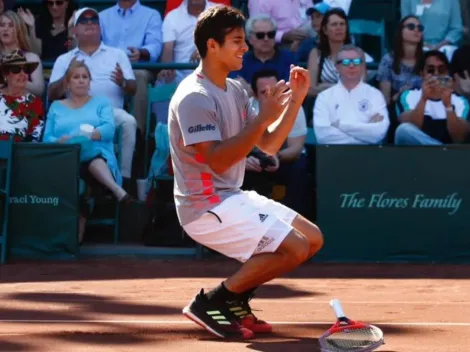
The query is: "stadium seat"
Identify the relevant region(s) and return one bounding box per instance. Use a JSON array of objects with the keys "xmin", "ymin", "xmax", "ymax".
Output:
[
  {"xmin": 83, "ymin": 126, "xmax": 123, "ymax": 244},
  {"xmin": 349, "ymin": 19, "xmax": 387, "ymax": 64},
  {"xmin": 0, "ymin": 136, "xmax": 14, "ymax": 264},
  {"xmin": 144, "ymin": 82, "xmax": 177, "ymax": 176}
]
